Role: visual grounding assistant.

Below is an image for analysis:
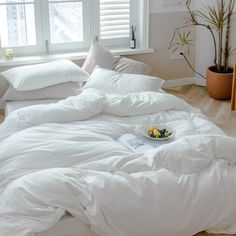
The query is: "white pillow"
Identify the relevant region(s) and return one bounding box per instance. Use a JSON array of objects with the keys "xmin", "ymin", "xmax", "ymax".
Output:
[
  {"xmin": 82, "ymin": 41, "xmax": 120, "ymax": 74},
  {"xmin": 83, "ymin": 67, "xmax": 165, "ymax": 94},
  {"xmin": 114, "ymin": 57, "xmax": 151, "ymax": 75},
  {"xmin": 1, "ymin": 59, "xmax": 89, "ymax": 91},
  {"xmin": 2, "ymin": 82, "xmax": 82, "ymax": 101}
]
